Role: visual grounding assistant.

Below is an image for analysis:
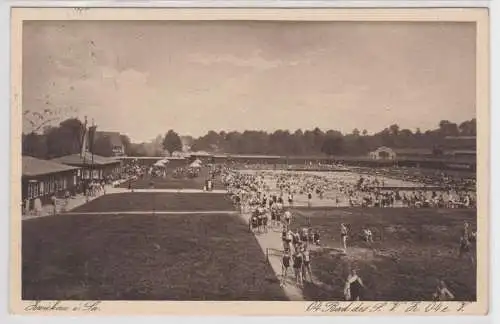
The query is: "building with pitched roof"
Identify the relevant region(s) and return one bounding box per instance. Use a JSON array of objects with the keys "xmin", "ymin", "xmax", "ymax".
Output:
[
  {"xmin": 22, "ymin": 156, "xmax": 81, "ymax": 208},
  {"xmin": 51, "ymin": 152, "xmax": 122, "ymax": 181},
  {"xmin": 95, "ymin": 131, "xmax": 125, "ymax": 156}
]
